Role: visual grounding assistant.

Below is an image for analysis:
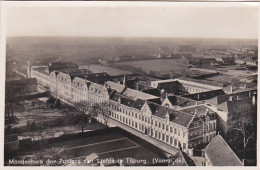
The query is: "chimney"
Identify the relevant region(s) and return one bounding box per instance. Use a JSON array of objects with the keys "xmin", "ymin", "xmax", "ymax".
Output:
[
  {"xmin": 236, "ymin": 96, "xmax": 240, "ymax": 100},
  {"xmin": 196, "ymin": 102, "xmax": 198, "ymax": 105},
  {"xmin": 229, "ymin": 96, "xmax": 233, "ymax": 101},
  {"xmin": 197, "ymin": 94, "xmax": 200, "ymax": 100},
  {"xmin": 189, "ymin": 148, "xmax": 194, "ymax": 156},
  {"xmin": 249, "ymin": 91, "xmax": 252, "ymax": 97},
  {"xmin": 136, "ymin": 82, "xmax": 139, "ymax": 91},
  {"xmin": 118, "ymin": 96, "xmax": 121, "ymax": 104},
  {"xmin": 230, "ymin": 84, "xmax": 233, "ymax": 94},
  {"xmin": 202, "ymin": 149, "xmax": 205, "ymax": 157},
  {"xmin": 252, "ymin": 92, "xmax": 256, "ymax": 106},
  {"xmin": 160, "ymin": 89, "xmax": 165, "ymax": 101},
  {"xmin": 166, "ymin": 93, "xmax": 168, "ymax": 98},
  {"xmin": 123, "ymin": 75, "xmax": 126, "ymax": 86}
]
